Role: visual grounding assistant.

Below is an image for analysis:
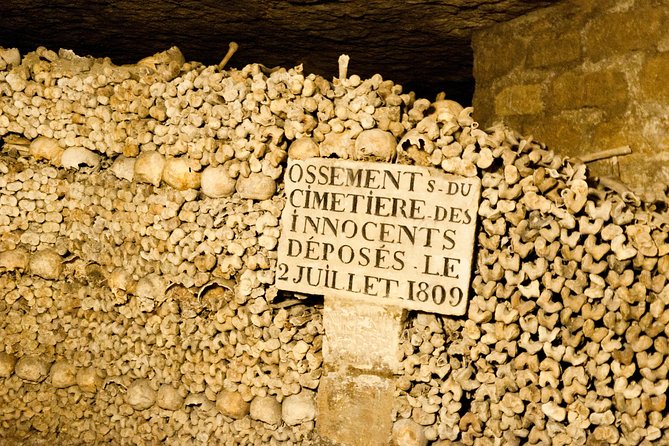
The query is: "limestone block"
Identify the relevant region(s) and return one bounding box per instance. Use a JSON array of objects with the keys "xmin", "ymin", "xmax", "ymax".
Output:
[
  {"xmin": 584, "ymin": 5, "xmax": 667, "ymax": 61},
  {"xmin": 619, "ymin": 154, "xmax": 669, "ymax": 196},
  {"xmin": 531, "ymin": 111, "xmax": 598, "ymax": 159},
  {"xmin": 550, "ymin": 70, "xmax": 628, "ymax": 112},
  {"xmin": 317, "ymin": 371, "xmax": 394, "ymax": 446},
  {"xmin": 494, "ymin": 84, "xmax": 544, "ymax": 117},
  {"xmin": 472, "ymin": 84, "xmax": 495, "ymax": 128},
  {"xmin": 640, "ymin": 51, "xmax": 669, "ymax": 102},
  {"xmin": 472, "ymin": 31, "xmax": 527, "ymax": 80},
  {"xmin": 323, "ymin": 295, "xmax": 406, "ymax": 373},
  {"xmin": 527, "ymin": 31, "xmax": 581, "ymax": 68}
]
